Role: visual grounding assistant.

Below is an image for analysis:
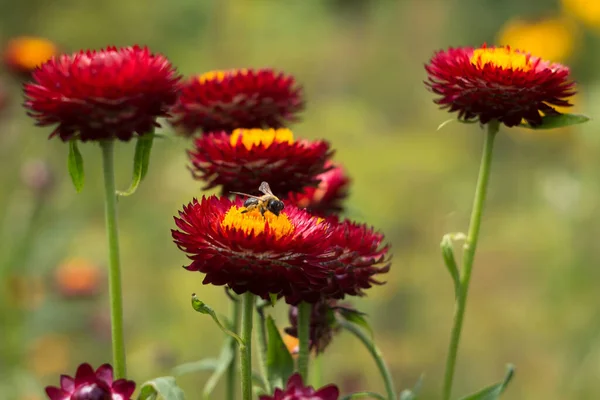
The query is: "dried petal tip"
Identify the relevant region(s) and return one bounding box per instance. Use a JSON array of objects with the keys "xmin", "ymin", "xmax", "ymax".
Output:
[
  {"xmin": 170, "ymin": 68, "xmax": 305, "ymax": 136},
  {"xmin": 4, "ymin": 36, "xmax": 58, "ymax": 77},
  {"xmin": 259, "ymin": 373, "xmax": 340, "ymax": 400},
  {"xmin": 172, "ymin": 196, "xmax": 390, "ymax": 305},
  {"xmin": 287, "ymin": 161, "xmax": 350, "ymax": 217},
  {"xmin": 44, "ymin": 362, "xmax": 135, "ymax": 400},
  {"xmin": 24, "ymin": 45, "xmax": 181, "ymax": 142},
  {"xmin": 189, "ymin": 128, "xmax": 333, "ymax": 195},
  {"xmin": 425, "ymin": 44, "xmax": 576, "ymax": 128}
]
